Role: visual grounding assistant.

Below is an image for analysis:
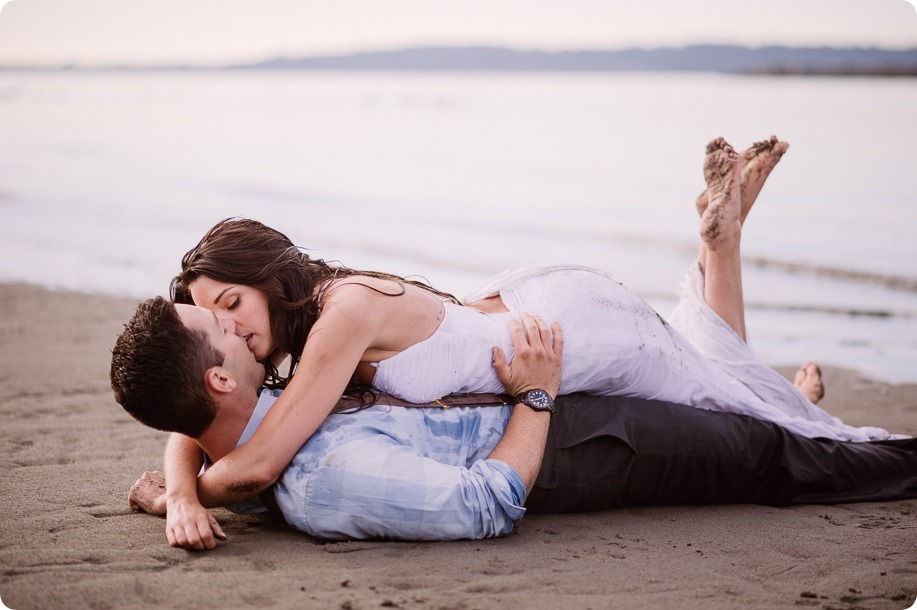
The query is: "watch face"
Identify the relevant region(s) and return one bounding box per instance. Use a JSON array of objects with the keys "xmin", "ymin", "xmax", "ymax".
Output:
[
  {"xmin": 518, "ymin": 389, "xmax": 554, "ymax": 412},
  {"xmin": 527, "ymin": 390, "xmax": 552, "ymax": 408}
]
